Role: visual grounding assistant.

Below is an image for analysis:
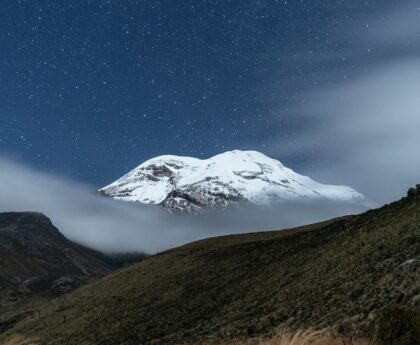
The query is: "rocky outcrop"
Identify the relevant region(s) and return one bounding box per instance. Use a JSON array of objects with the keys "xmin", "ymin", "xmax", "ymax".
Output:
[{"xmin": 0, "ymin": 212, "xmax": 115, "ymax": 297}]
